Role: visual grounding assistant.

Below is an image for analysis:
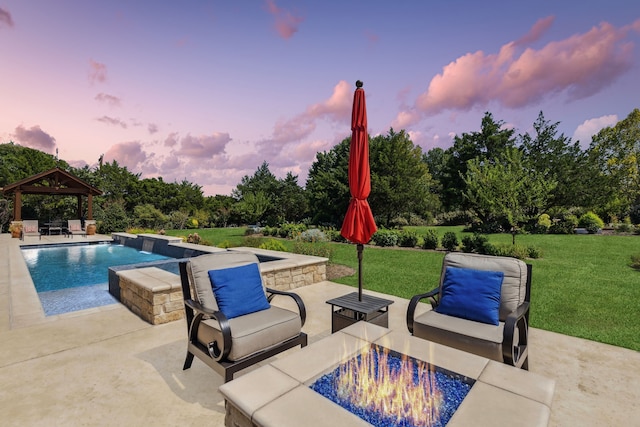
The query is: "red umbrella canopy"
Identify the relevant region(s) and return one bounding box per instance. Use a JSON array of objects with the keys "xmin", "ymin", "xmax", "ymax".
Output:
[{"xmin": 340, "ymin": 82, "xmax": 377, "ymax": 244}]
